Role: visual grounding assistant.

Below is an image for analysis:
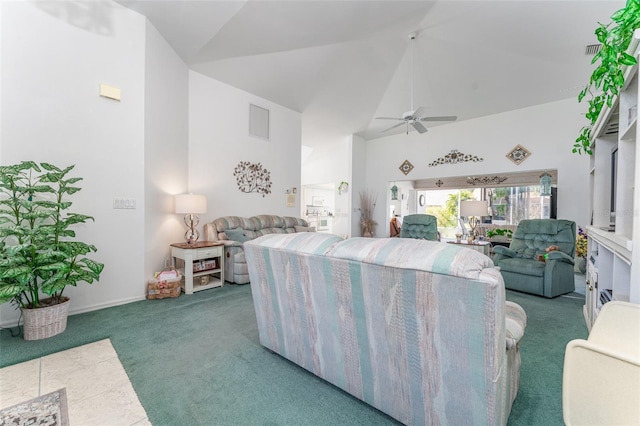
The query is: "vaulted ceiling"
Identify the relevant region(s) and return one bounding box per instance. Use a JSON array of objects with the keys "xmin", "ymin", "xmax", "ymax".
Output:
[{"xmin": 117, "ymin": 0, "xmax": 622, "ymax": 146}]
